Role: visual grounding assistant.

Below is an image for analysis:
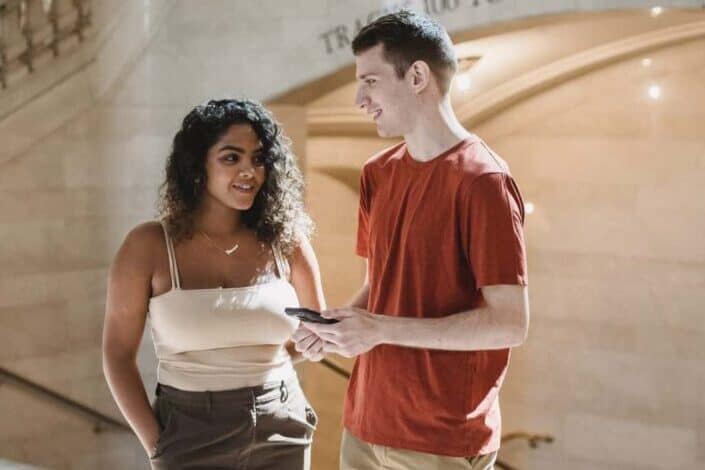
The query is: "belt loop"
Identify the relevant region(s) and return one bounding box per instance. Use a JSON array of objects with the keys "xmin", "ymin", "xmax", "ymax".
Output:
[
  {"xmin": 206, "ymin": 390, "xmax": 212, "ymax": 413},
  {"xmin": 155, "ymin": 384, "xmax": 162, "ymax": 396},
  {"xmin": 279, "ymin": 380, "xmax": 288, "ymax": 403}
]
